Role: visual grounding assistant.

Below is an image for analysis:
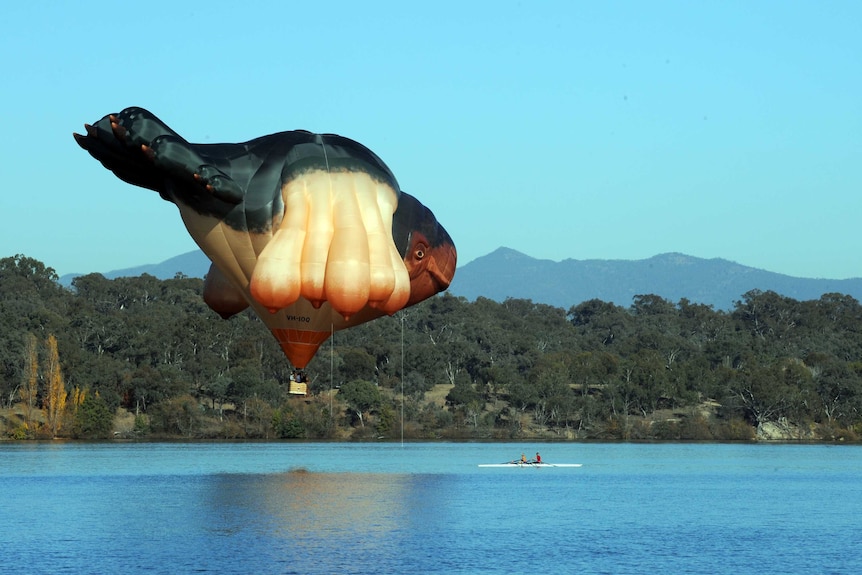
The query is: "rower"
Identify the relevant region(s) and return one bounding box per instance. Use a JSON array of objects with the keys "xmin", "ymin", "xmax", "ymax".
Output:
[{"xmin": 535, "ymin": 452, "xmax": 542, "ymax": 464}]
